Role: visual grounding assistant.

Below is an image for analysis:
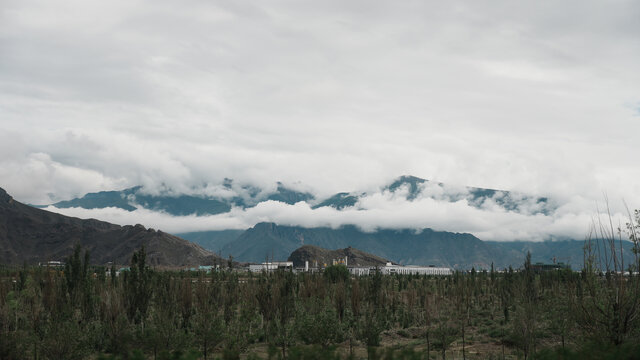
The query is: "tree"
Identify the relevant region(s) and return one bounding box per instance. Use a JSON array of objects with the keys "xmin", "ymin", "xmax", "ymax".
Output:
[
  {"xmin": 295, "ymin": 302, "xmax": 345, "ymax": 348},
  {"xmin": 41, "ymin": 310, "xmax": 90, "ymax": 360},
  {"xmin": 64, "ymin": 244, "xmax": 90, "ymax": 304},
  {"xmin": 433, "ymin": 317, "xmax": 457, "ymax": 360},
  {"xmin": 357, "ymin": 305, "xmax": 386, "ymax": 347},
  {"xmin": 575, "ymin": 207, "xmax": 640, "ymax": 347},
  {"xmin": 420, "ymin": 295, "xmax": 435, "ymax": 360},
  {"xmin": 125, "ymin": 246, "xmax": 152, "ymax": 324},
  {"xmin": 510, "ymin": 252, "xmax": 540, "ymax": 359},
  {"xmin": 323, "ymin": 265, "xmax": 349, "ymax": 284},
  {"xmin": 194, "ymin": 278, "xmax": 224, "ymax": 360}
]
